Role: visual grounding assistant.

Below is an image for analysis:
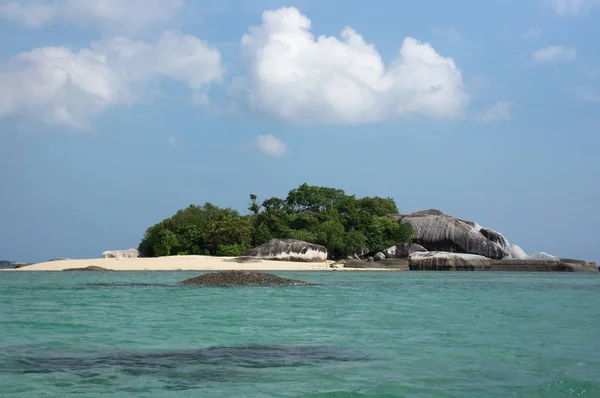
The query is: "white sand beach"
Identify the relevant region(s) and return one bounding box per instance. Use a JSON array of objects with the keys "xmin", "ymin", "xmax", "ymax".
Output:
[{"xmin": 4, "ymin": 256, "xmax": 386, "ymax": 271}]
